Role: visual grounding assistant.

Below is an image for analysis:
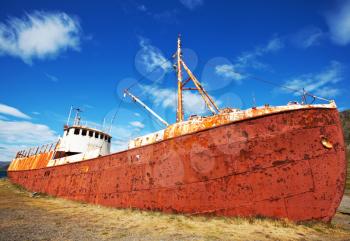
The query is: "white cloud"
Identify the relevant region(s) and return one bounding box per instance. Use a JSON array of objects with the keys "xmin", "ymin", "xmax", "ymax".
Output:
[
  {"xmin": 179, "ymin": 0, "xmax": 203, "ymax": 10},
  {"xmin": 0, "ymin": 120, "xmax": 57, "ymax": 144},
  {"xmin": 140, "ymin": 84, "xmax": 220, "ymax": 115},
  {"xmin": 109, "ymin": 126, "xmax": 141, "ymax": 152},
  {"xmin": 0, "ymin": 103, "xmax": 31, "ymax": 119},
  {"xmin": 0, "ymin": 119, "xmax": 57, "ymax": 162},
  {"xmin": 130, "ymin": 121, "xmax": 145, "ymax": 129},
  {"xmin": 0, "ymin": 11, "xmax": 81, "ymax": 63},
  {"xmin": 291, "ymin": 26, "xmax": 325, "ymax": 48},
  {"xmin": 137, "ymin": 37, "xmax": 172, "ymax": 73},
  {"xmin": 281, "ymin": 61, "xmax": 343, "ymax": 98},
  {"xmin": 215, "ymin": 64, "xmax": 244, "ymax": 82},
  {"xmin": 326, "ymin": 0, "xmax": 350, "ymax": 45}
]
